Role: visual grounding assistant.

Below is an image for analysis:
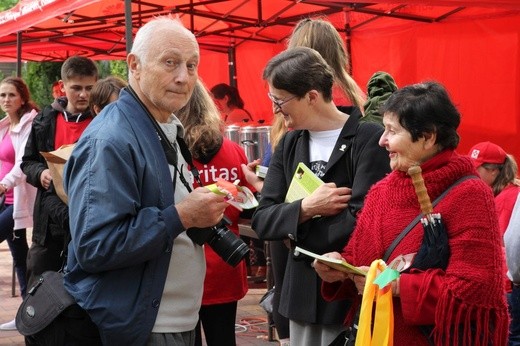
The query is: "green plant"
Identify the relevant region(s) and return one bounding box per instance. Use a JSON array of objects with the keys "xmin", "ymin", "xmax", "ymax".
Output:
[
  {"xmin": 23, "ymin": 62, "xmax": 62, "ymax": 109},
  {"xmin": 108, "ymin": 60, "xmax": 128, "ymax": 80},
  {"xmin": 0, "ymin": 0, "xmax": 18, "ymax": 11},
  {"xmin": 21, "ymin": 59, "xmax": 127, "ymax": 109}
]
